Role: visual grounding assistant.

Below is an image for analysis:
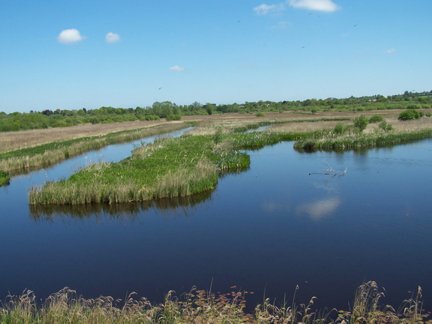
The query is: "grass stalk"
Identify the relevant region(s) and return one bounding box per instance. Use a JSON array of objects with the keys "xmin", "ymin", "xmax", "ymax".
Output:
[{"xmin": 2, "ymin": 282, "xmax": 423, "ymax": 323}]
